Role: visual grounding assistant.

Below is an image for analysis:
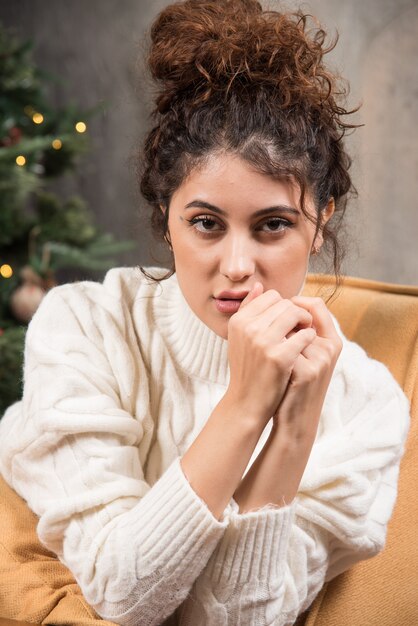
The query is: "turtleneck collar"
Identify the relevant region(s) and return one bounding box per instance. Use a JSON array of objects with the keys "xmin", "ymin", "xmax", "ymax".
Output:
[{"xmin": 151, "ymin": 270, "xmax": 230, "ymax": 386}]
